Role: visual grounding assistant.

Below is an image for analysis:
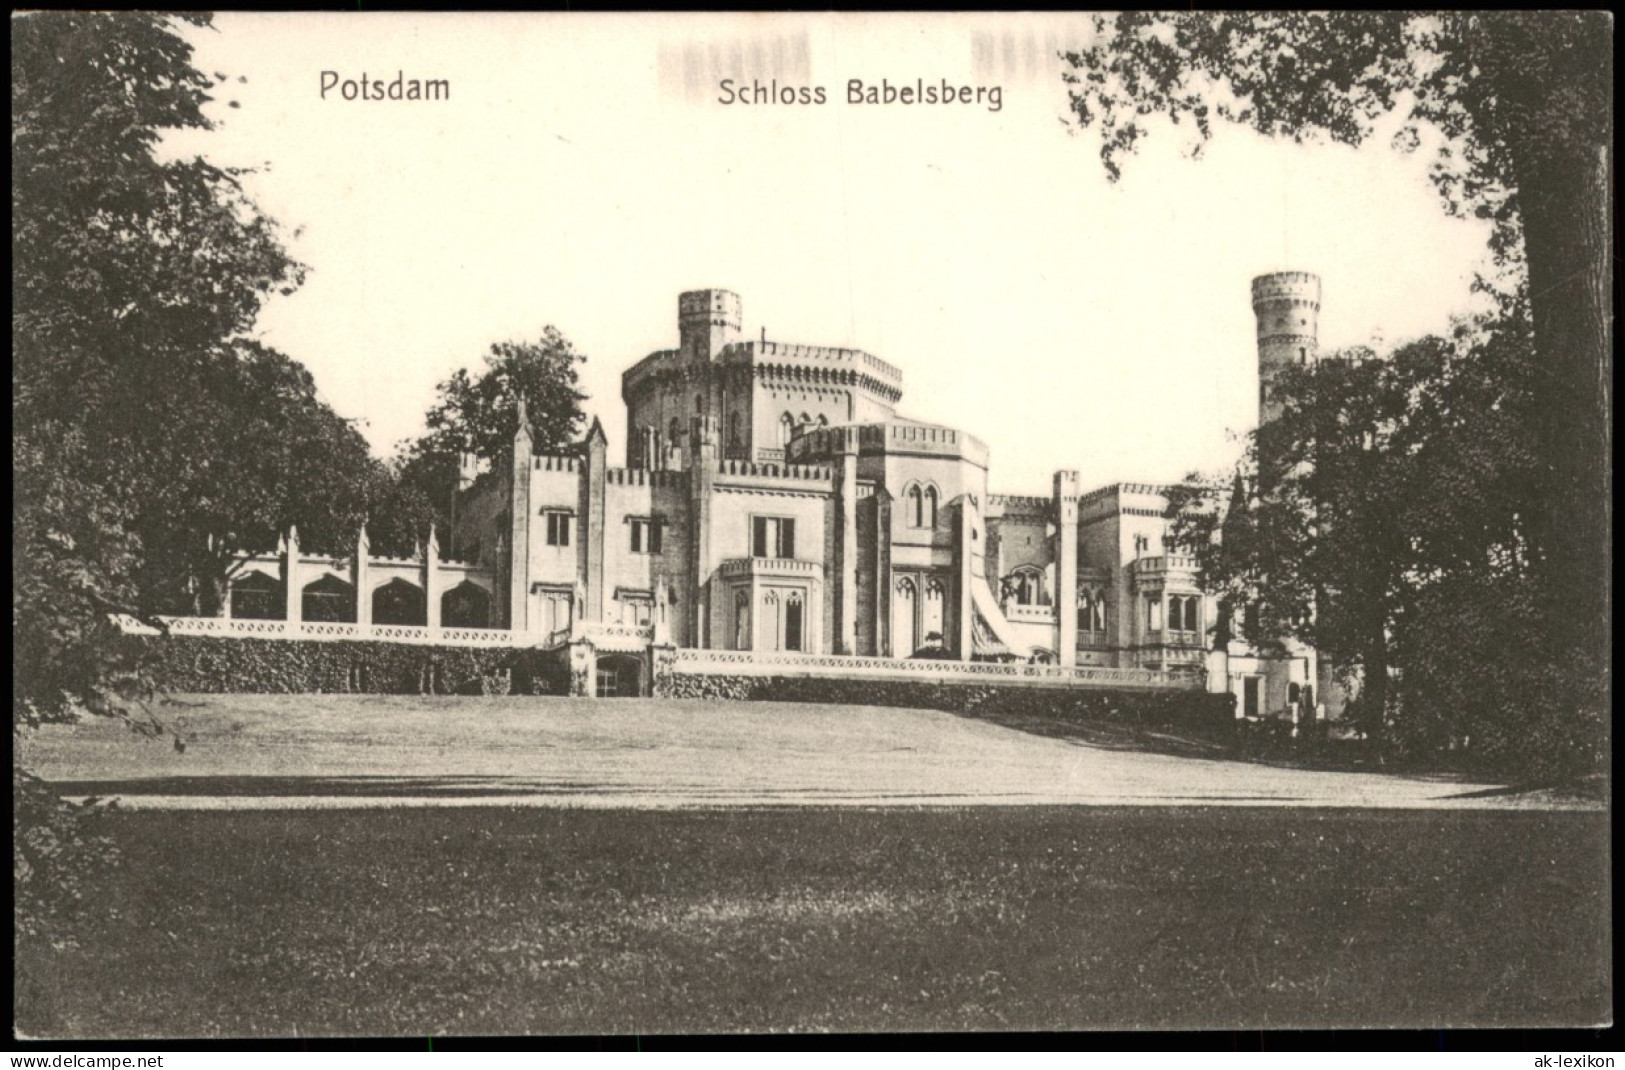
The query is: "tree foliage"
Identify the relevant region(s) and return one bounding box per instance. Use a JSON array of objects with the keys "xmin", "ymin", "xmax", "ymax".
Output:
[
  {"xmin": 14, "ymin": 14, "xmax": 434, "ymax": 629},
  {"xmin": 11, "ymin": 12, "xmax": 431, "ymax": 940},
  {"xmin": 399, "ymin": 331, "xmax": 589, "ymax": 531},
  {"xmin": 1169, "ymin": 306, "xmax": 1601, "ymax": 775},
  {"xmin": 1063, "ymin": 11, "xmax": 1612, "ymax": 686},
  {"xmin": 418, "ymin": 331, "xmax": 589, "ymax": 462}
]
